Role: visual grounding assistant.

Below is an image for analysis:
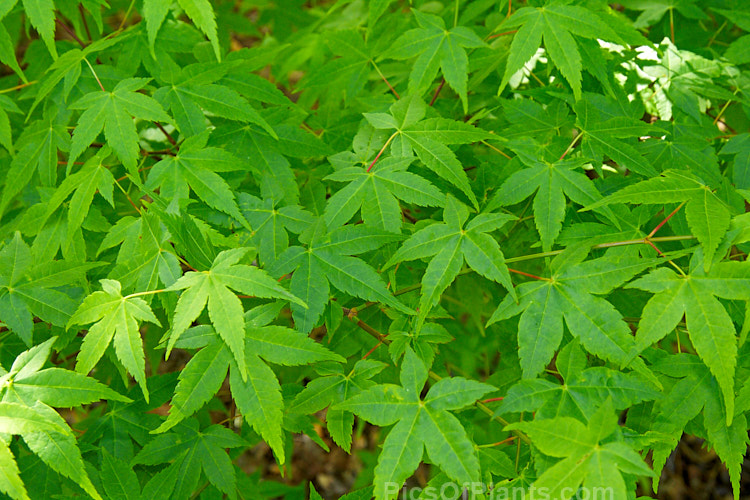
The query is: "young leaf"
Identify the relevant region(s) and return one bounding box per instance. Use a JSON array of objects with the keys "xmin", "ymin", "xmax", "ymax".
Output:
[
  {"xmin": 387, "ymin": 10, "xmax": 486, "ymax": 111},
  {"xmin": 268, "ymin": 221, "xmax": 413, "ymax": 333},
  {"xmin": 68, "ymin": 279, "xmax": 161, "ymax": 402},
  {"xmin": 165, "ymin": 247, "xmax": 307, "ymax": 380},
  {"xmin": 68, "ymin": 78, "xmax": 172, "ymax": 172},
  {"xmin": 385, "ymin": 195, "xmax": 516, "ymax": 330},
  {"xmin": 626, "ymin": 262, "xmax": 750, "ymax": 425},
  {"xmin": 336, "ymin": 349, "xmax": 495, "ymax": 500}
]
